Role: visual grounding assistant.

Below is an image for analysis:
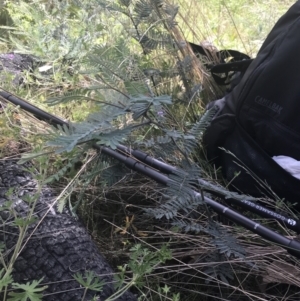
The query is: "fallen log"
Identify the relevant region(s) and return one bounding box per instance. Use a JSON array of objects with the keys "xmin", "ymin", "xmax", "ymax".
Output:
[{"xmin": 0, "ymin": 159, "xmax": 137, "ymax": 301}]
